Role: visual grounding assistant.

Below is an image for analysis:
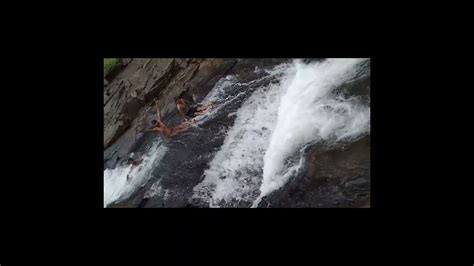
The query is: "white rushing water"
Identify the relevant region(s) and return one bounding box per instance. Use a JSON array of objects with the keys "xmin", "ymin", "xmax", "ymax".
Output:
[
  {"xmin": 104, "ymin": 140, "xmax": 168, "ymax": 207},
  {"xmin": 192, "ymin": 74, "xmax": 286, "ymax": 207},
  {"xmin": 192, "ymin": 58, "xmax": 370, "ymax": 207},
  {"xmin": 259, "ymin": 58, "xmax": 370, "ymax": 199}
]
